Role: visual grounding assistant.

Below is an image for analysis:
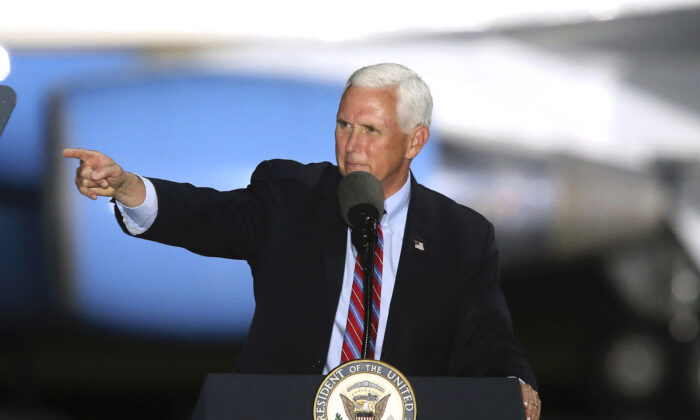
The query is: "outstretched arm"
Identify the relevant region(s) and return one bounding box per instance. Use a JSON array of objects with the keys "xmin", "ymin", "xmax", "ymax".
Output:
[{"xmin": 63, "ymin": 148, "xmax": 145, "ymax": 207}]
